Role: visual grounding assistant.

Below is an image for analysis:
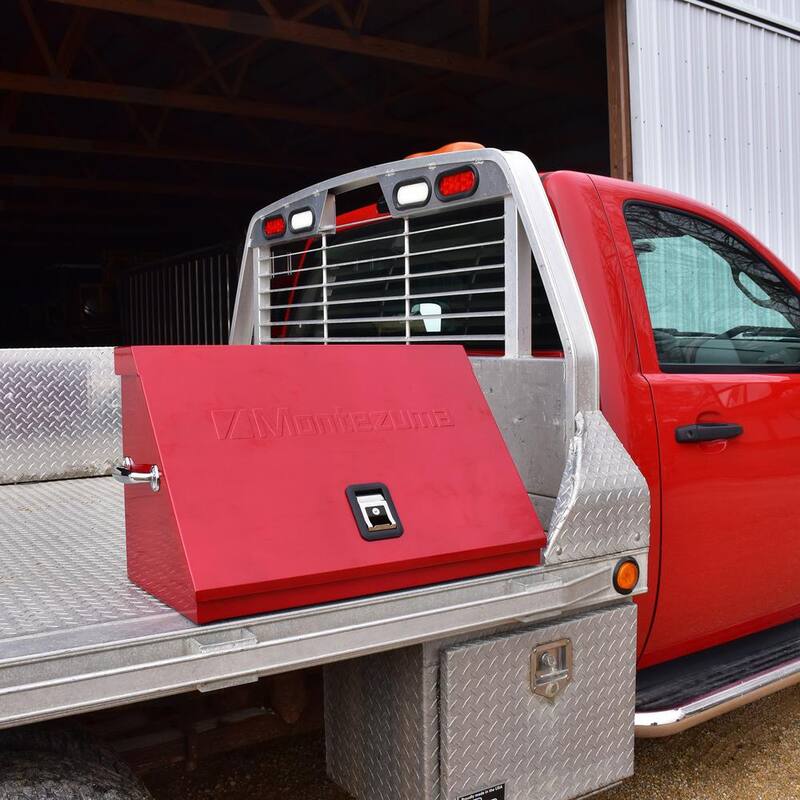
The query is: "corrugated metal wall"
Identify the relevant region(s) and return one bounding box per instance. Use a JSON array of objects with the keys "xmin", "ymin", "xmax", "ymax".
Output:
[
  {"xmin": 626, "ymin": 0, "xmax": 800, "ymax": 271},
  {"xmin": 731, "ymin": 0, "xmax": 800, "ymax": 27}
]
